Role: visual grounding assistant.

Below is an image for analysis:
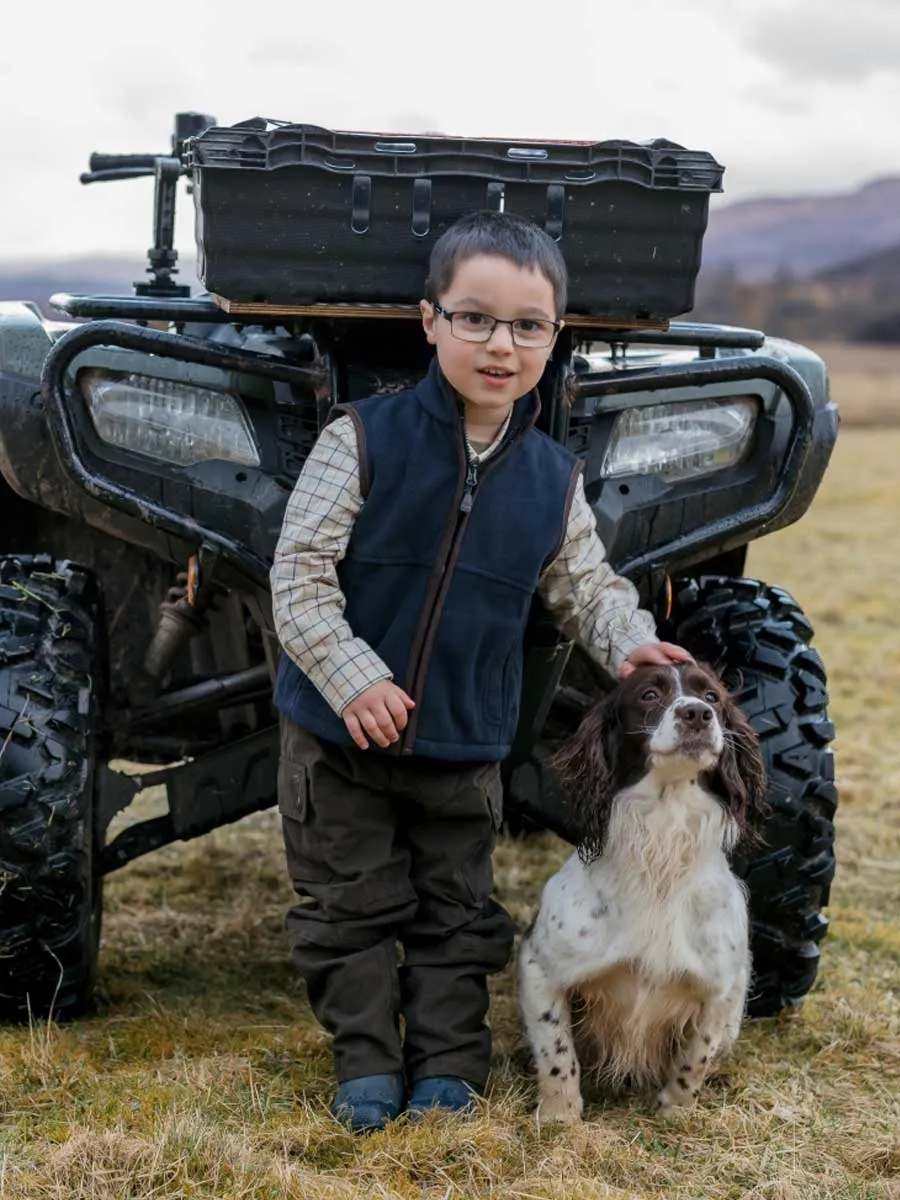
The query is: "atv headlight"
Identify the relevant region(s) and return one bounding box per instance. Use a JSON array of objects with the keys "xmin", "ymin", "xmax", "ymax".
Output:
[
  {"xmin": 601, "ymin": 398, "xmax": 757, "ymax": 482},
  {"xmin": 79, "ymin": 368, "xmax": 261, "ymax": 468}
]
